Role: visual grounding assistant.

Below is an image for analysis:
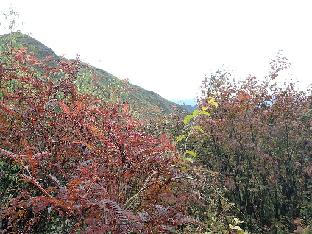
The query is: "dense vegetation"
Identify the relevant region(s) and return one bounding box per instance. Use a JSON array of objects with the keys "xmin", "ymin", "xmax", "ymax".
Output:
[
  {"xmin": 0, "ymin": 32, "xmax": 201, "ymax": 233},
  {"xmin": 0, "ymin": 30, "xmax": 311, "ymax": 233},
  {"xmin": 178, "ymin": 64, "xmax": 312, "ymax": 233}
]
